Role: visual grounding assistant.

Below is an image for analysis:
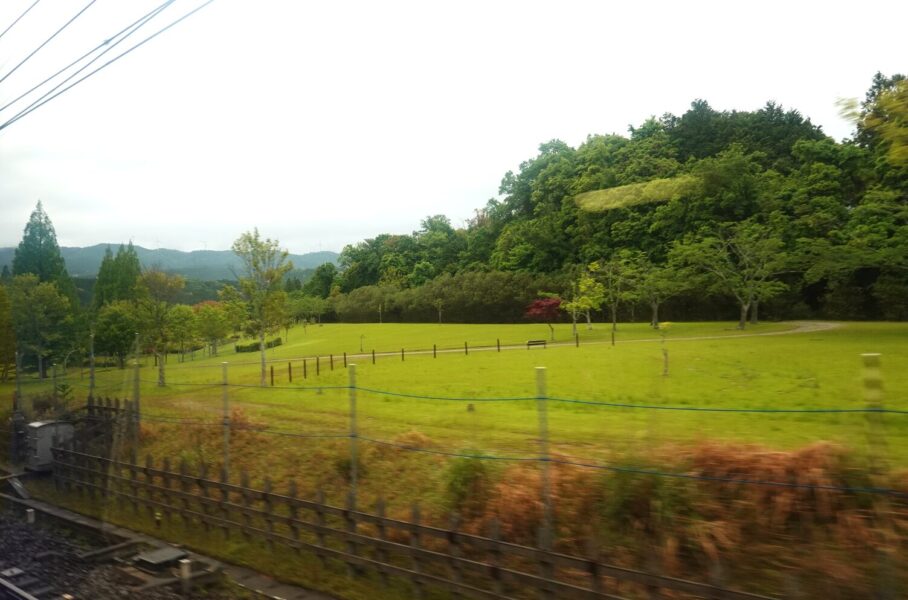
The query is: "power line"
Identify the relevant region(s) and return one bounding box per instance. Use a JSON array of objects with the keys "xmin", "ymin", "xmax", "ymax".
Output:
[
  {"xmin": 0, "ymin": 0, "xmax": 98, "ymax": 86},
  {"xmin": 0, "ymin": 0, "xmax": 176, "ymax": 116},
  {"xmin": 0, "ymin": 0, "xmax": 177, "ymax": 126},
  {"xmin": 0, "ymin": 0, "xmax": 216, "ymax": 133},
  {"xmin": 0, "ymin": 0, "xmax": 42, "ymax": 43}
]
